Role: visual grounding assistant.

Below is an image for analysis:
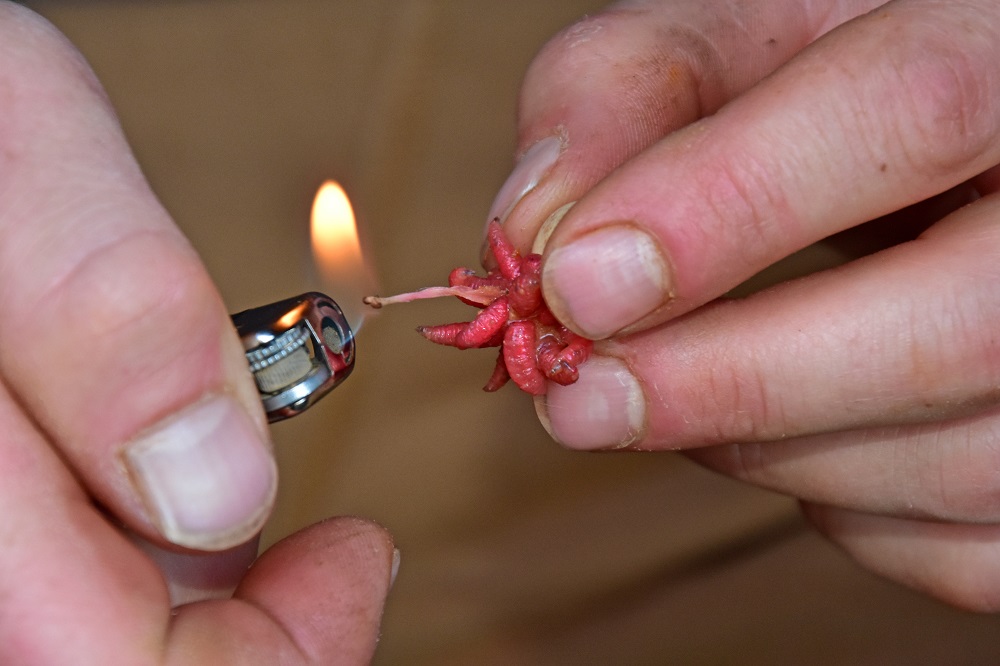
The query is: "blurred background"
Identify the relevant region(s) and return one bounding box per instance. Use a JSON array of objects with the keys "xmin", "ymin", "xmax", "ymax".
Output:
[{"xmin": 24, "ymin": 1, "xmax": 1000, "ymax": 663}]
